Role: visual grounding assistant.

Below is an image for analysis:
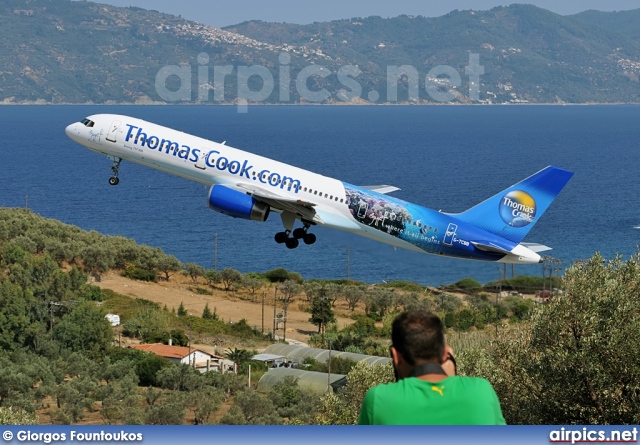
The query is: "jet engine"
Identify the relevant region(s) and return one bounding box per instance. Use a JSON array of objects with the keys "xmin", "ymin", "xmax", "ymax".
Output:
[{"xmin": 207, "ymin": 185, "xmax": 270, "ymax": 222}]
